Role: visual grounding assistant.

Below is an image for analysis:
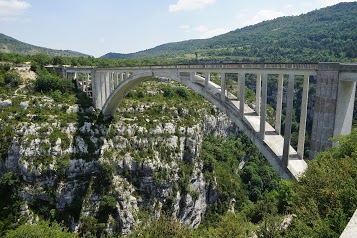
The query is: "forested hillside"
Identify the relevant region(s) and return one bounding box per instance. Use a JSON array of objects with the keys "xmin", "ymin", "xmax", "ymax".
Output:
[
  {"xmin": 102, "ymin": 2, "xmax": 357, "ymax": 63},
  {"xmin": 0, "ymin": 33, "xmax": 89, "ymax": 58}
]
